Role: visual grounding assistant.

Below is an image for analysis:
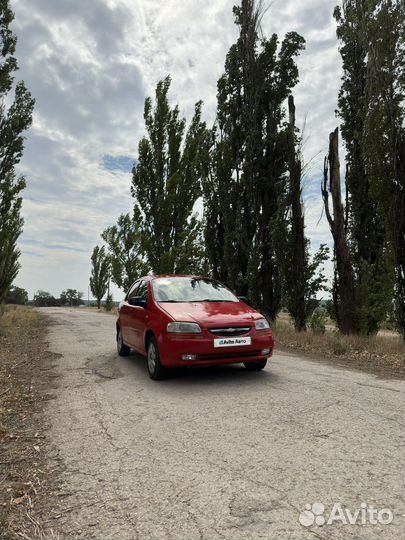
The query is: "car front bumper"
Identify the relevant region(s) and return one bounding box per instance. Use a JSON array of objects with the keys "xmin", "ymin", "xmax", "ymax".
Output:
[{"xmin": 157, "ymin": 330, "xmax": 274, "ymax": 368}]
